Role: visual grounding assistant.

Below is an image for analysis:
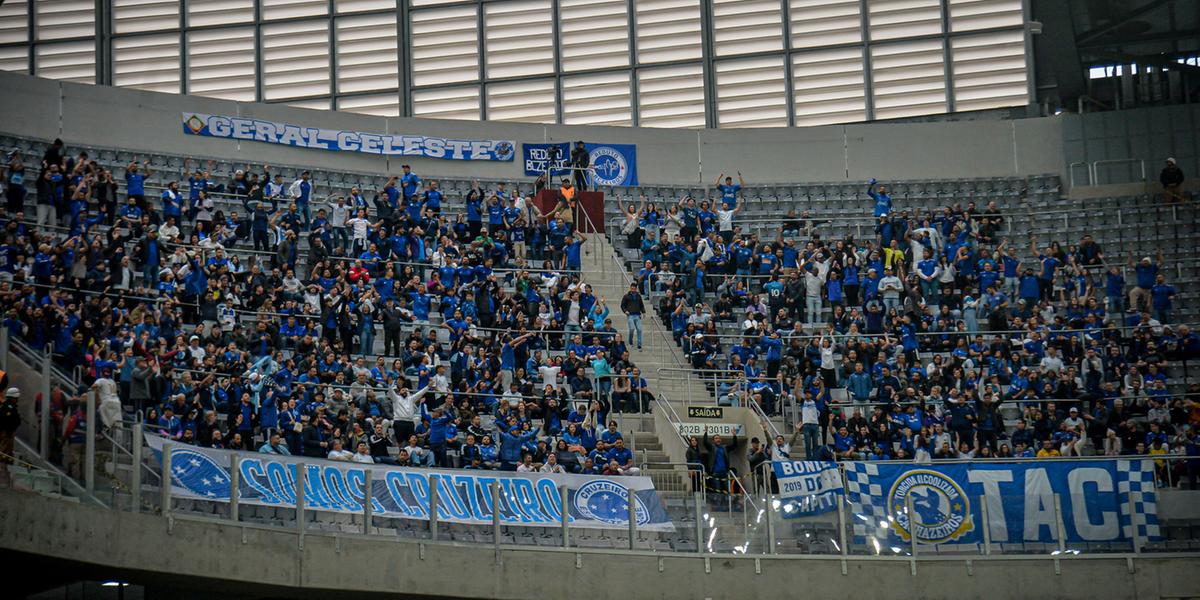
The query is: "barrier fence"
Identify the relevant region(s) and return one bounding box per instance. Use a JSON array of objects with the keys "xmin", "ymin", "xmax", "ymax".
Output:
[
  {"xmin": 108, "ymin": 423, "xmax": 1200, "ymax": 560},
  {"xmin": 4, "ymin": 360, "xmax": 1200, "ymax": 566}
]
